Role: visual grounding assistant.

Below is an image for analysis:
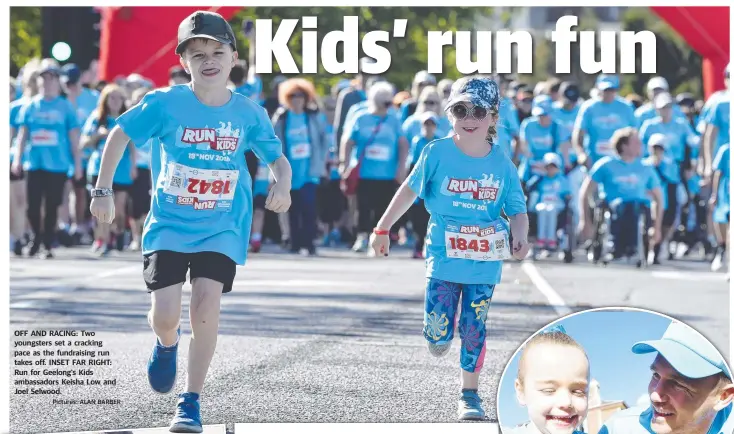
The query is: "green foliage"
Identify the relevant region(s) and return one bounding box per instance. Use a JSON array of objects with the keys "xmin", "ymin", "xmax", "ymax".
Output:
[
  {"xmin": 620, "ymin": 7, "xmax": 702, "ymax": 97},
  {"xmin": 10, "ymin": 7, "xmax": 42, "ymax": 76},
  {"xmin": 230, "ymin": 7, "xmax": 493, "ymax": 96}
]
